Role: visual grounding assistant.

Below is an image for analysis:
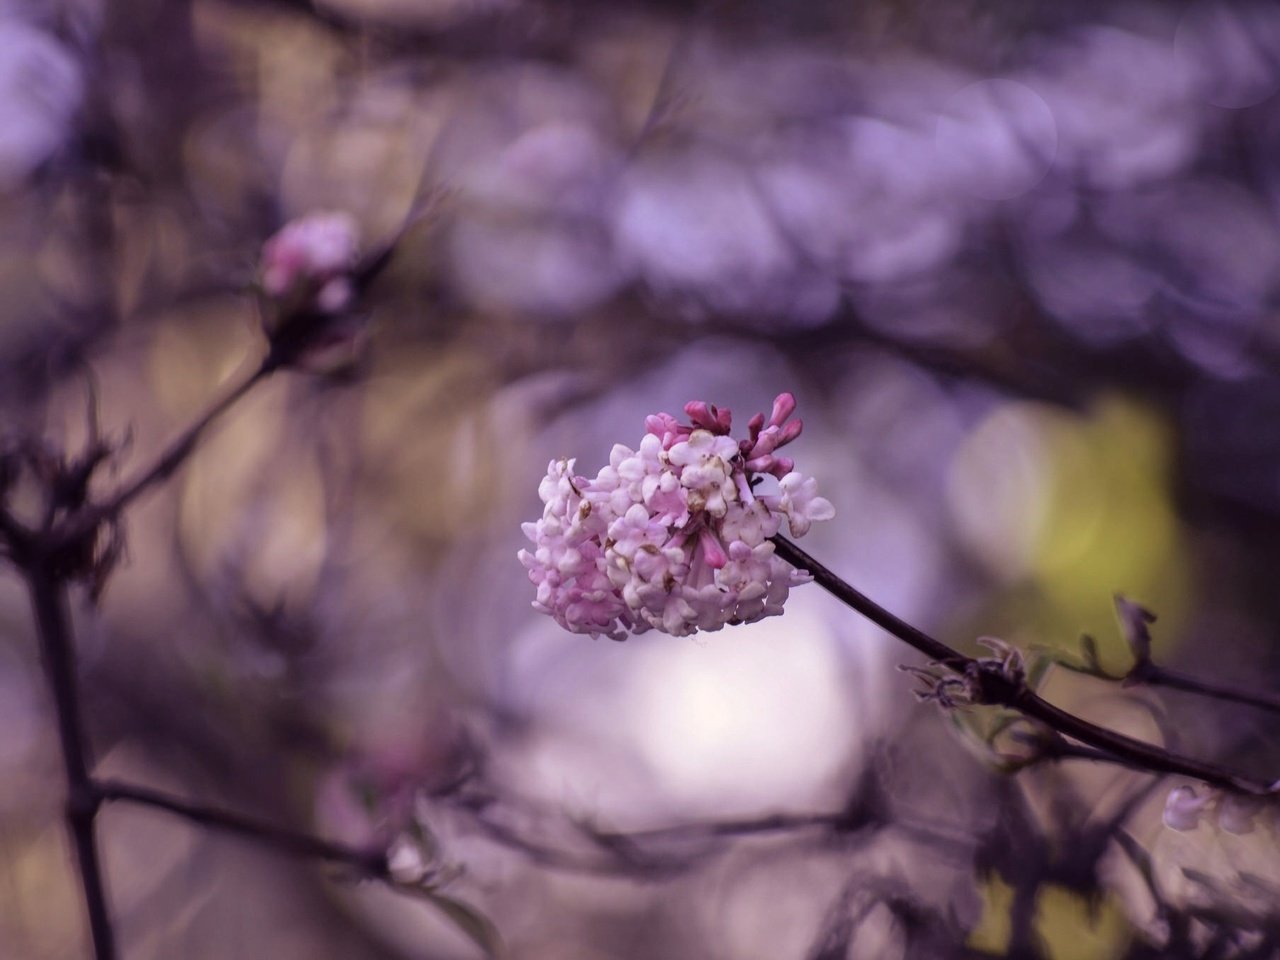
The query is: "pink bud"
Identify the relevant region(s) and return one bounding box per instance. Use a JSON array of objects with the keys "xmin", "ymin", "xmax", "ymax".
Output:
[
  {"xmin": 697, "ymin": 527, "xmax": 728, "ymax": 569},
  {"xmin": 768, "ymin": 393, "xmax": 797, "ymax": 427},
  {"xmin": 776, "ymin": 418, "xmax": 803, "ymax": 446}
]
